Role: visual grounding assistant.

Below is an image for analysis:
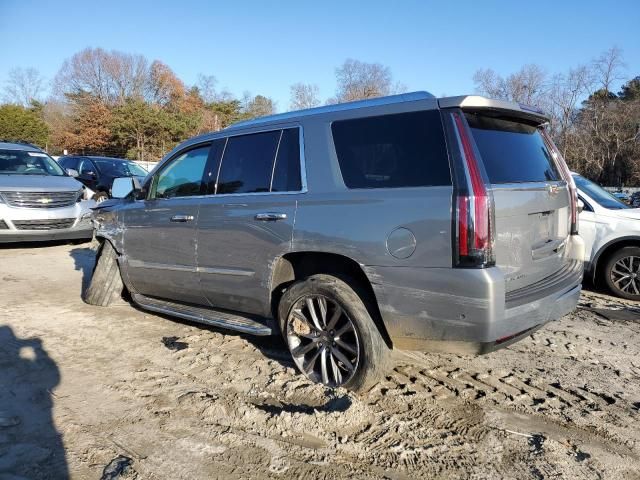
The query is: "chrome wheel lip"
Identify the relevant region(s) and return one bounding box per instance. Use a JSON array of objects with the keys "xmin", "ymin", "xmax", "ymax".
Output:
[
  {"xmin": 610, "ymin": 255, "xmax": 640, "ymax": 296},
  {"xmin": 285, "ymin": 294, "xmax": 360, "ymax": 387}
]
